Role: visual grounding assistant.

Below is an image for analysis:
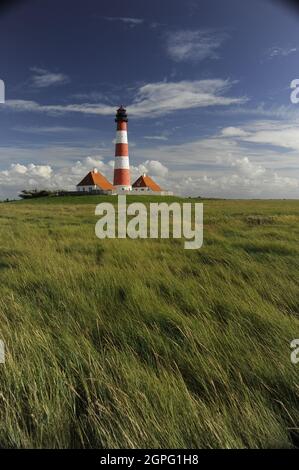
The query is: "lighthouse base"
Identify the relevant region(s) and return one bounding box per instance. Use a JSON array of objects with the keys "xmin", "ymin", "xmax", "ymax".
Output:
[{"xmin": 114, "ymin": 185, "xmax": 132, "ymax": 193}]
